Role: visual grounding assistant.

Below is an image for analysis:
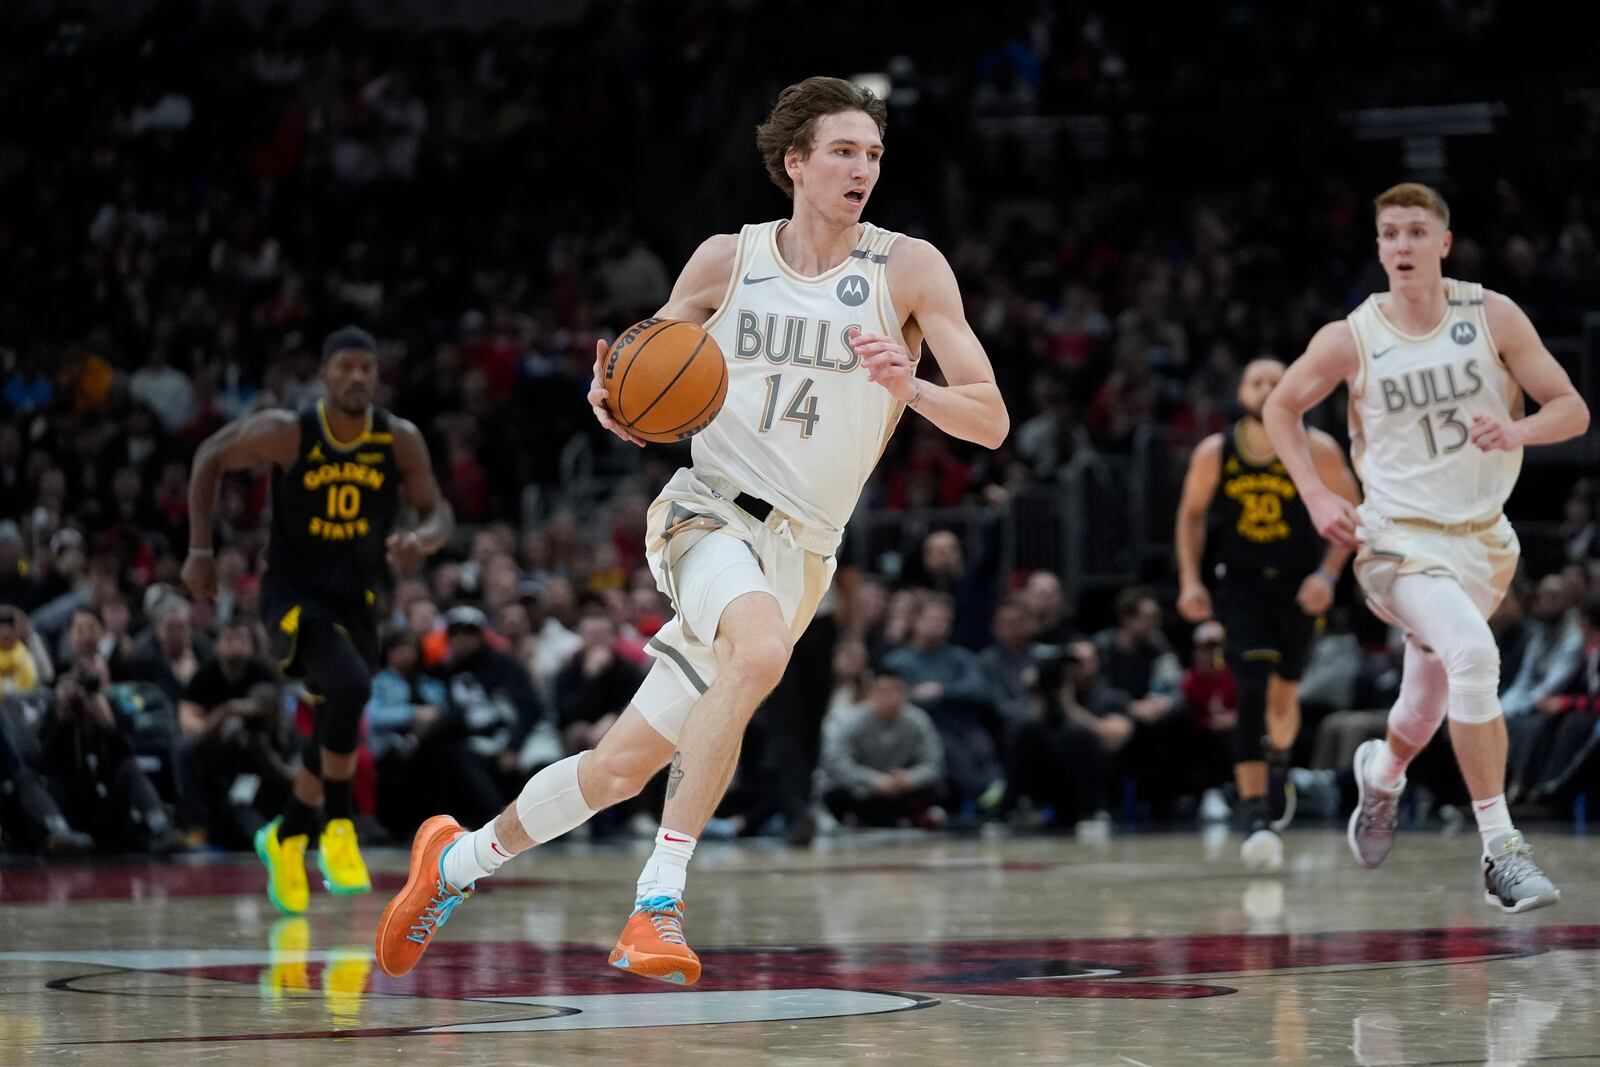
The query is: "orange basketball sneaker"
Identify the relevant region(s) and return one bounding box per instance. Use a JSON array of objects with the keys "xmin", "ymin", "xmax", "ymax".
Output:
[
  {"xmin": 607, "ymin": 896, "xmax": 702, "ymax": 985},
  {"xmin": 374, "ymin": 815, "xmax": 471, "ymax": 978}
]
